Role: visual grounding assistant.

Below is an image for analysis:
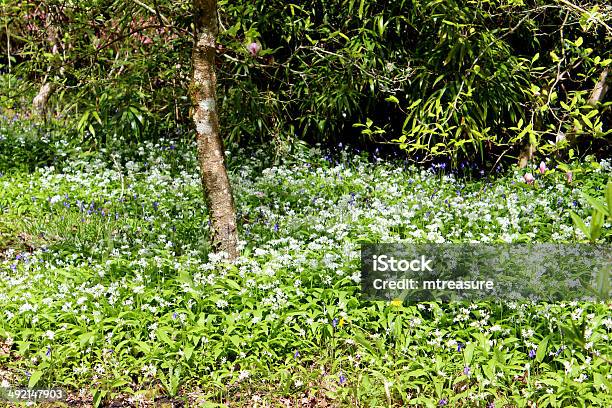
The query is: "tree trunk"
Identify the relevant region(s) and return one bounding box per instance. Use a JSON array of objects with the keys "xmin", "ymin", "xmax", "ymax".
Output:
[
  {"xmin": 191, "ymin": 0, "xmax": 238, "ymax": 259},
  {"xmin": 563, "ymin": 68, "xmax": 609, "ymax": 148},
  {"xmin": 518, "ymin": 143, "xmax": 535, "ymax": 169},
  {"xmin": 33, "ymin": 82, "xmax": 56, "ymax": 116},
  {"xmin": 32, "ymin": 8, "xmax": 60, "ymax": 117},
  {"xmin": 587, "ymin": 68, "xmax": 609, "ymax": 106}
]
